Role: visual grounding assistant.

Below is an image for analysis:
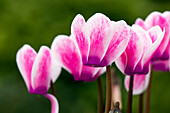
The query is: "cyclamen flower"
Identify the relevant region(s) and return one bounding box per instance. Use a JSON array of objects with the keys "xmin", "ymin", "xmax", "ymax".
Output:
[
  {"xmin": 71, "ymin": 13, "xmax": 130, "ymax": 67},
  {"xmin": 16, "ymin": 44, "xmax": 60, "ymax": 113},
  {"xmin": 135, "ymin": 11, "xmax": 170, "ymax": 61},
  {"xmin": 152, "ymin": 59, "xmax": 170, "ymax": 72},
  {"xmin": 115, "ymin": 25, "xmax": 165, "ymax": 75},
  {"xmin": 51, "ymin": 35, "xmax": 105, "ymax": 82},
  {"xmin": 124, "ymin": 70, "xmax": 151, "ymax": 95}
]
